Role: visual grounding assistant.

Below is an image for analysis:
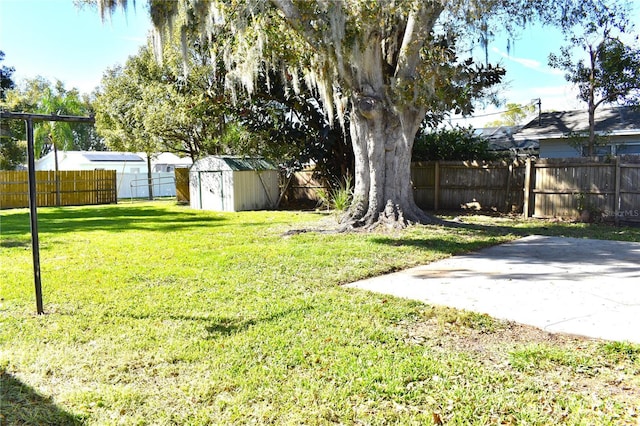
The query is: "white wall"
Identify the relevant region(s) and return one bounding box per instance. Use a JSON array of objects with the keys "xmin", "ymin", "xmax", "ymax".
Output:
[
  {"xmin": 35, "ymin": 154, "xmax": 56, "ymax": 170},
  {"xmin": 539, "ymin": 139, "xmax": 582, "ymax": 158},
  {"xmin": 88, "ymin": 162, "xmax": 146, "ymax": 174},
  {"xmin": 36, "ymin": 155, "xmax": 146, "ymax": 173},
  {"xmin": 190, "ymin": 169, "xmax": 279, "ymax": 212},
  {"xmin": 233, "ymin": 170, "xmax": 279, "ymax": 211},
  {"xmin": 540, "ymin": 136, "xmax": 640, "ymax": 158}
]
